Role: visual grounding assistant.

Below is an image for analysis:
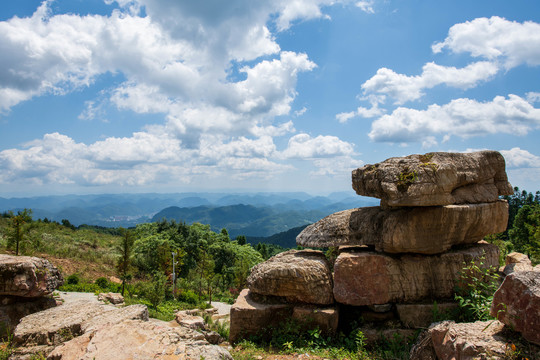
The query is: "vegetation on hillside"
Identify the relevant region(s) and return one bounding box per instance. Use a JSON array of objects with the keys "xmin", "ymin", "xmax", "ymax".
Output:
[{"xmin": 1, "ymin": 187, "xmax": 538, "ymax": 359}]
